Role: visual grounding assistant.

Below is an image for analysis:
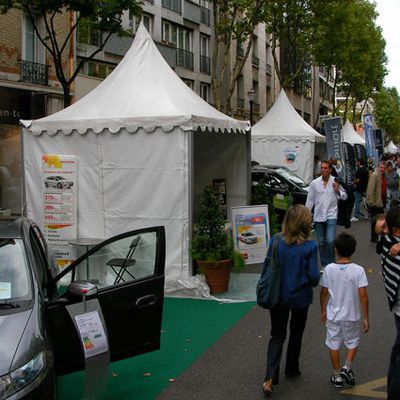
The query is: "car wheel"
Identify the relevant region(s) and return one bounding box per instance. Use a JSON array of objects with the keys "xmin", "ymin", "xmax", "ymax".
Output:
[{"xmin": 57, "ymin": 183, "xmax": 62, "ymax": 189}]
